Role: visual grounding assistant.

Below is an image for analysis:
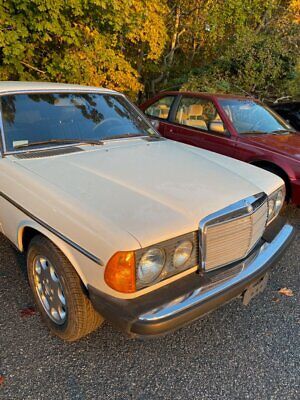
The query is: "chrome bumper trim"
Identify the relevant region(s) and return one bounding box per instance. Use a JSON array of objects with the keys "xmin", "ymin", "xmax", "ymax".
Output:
[{"xmin": 139, "ymin": 223, "xmax": 294, "ymax": 322}]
